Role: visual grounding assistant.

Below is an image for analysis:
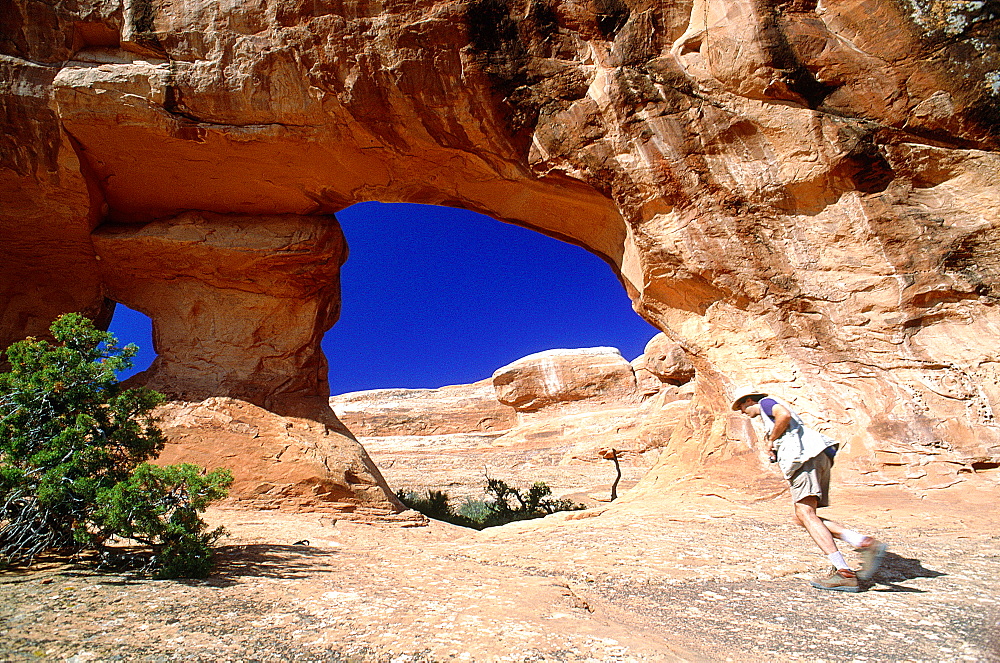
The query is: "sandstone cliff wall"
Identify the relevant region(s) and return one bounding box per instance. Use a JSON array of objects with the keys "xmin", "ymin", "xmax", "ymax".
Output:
[{"xmin": 2, "ymin": 0, "xmax": 998, "ymax": 507}]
